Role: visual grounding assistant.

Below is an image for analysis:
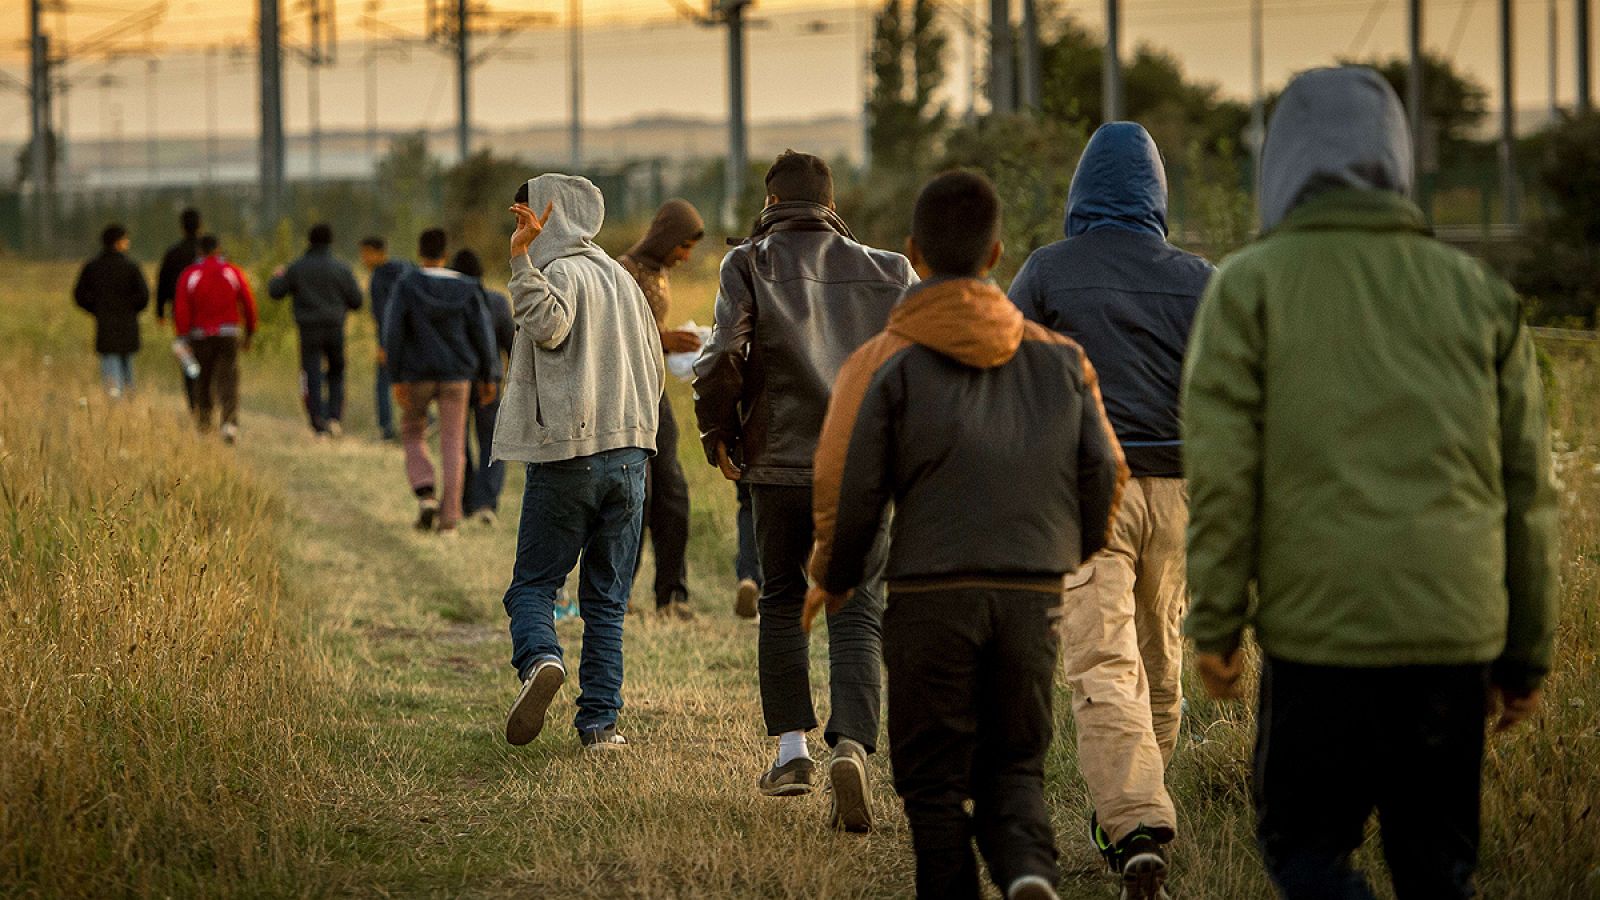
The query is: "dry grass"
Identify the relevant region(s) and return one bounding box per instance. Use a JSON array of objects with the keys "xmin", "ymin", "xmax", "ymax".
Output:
[{"xmin": 1, "ymin": 258, "xmax": 1597, "ymax": 897}]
